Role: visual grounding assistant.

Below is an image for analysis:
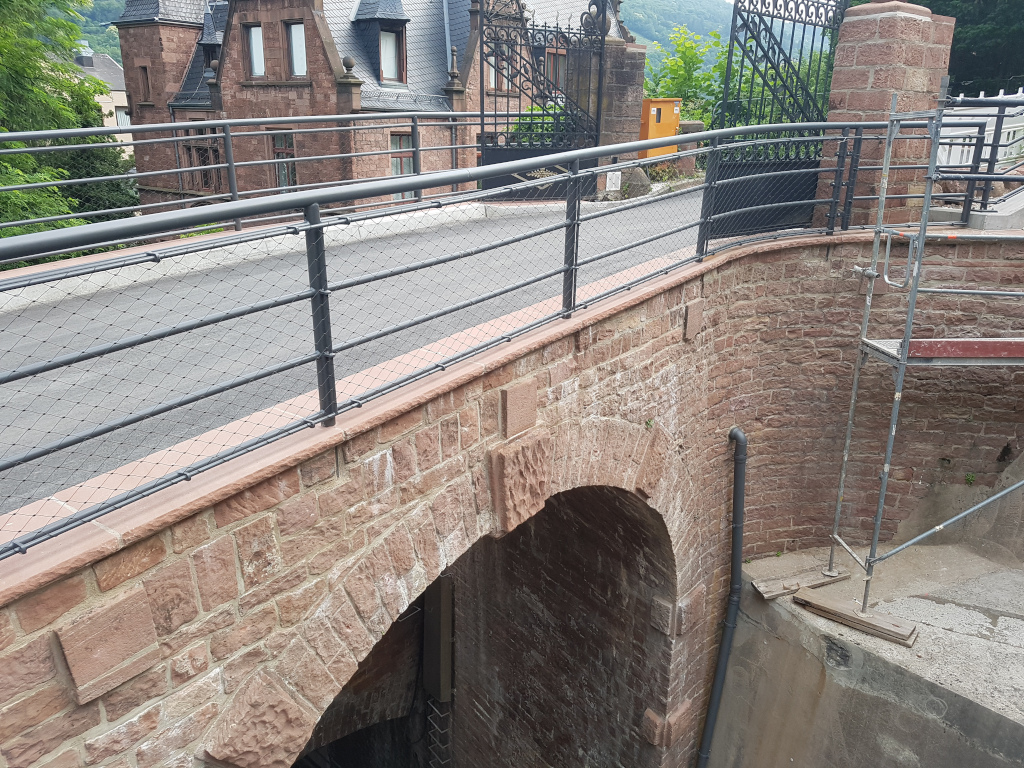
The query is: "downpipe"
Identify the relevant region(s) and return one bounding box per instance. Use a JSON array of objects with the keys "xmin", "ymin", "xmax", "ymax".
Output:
[{"xmin": 696, "ymin": 427, "xmax": 747, "ymax": 768}]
